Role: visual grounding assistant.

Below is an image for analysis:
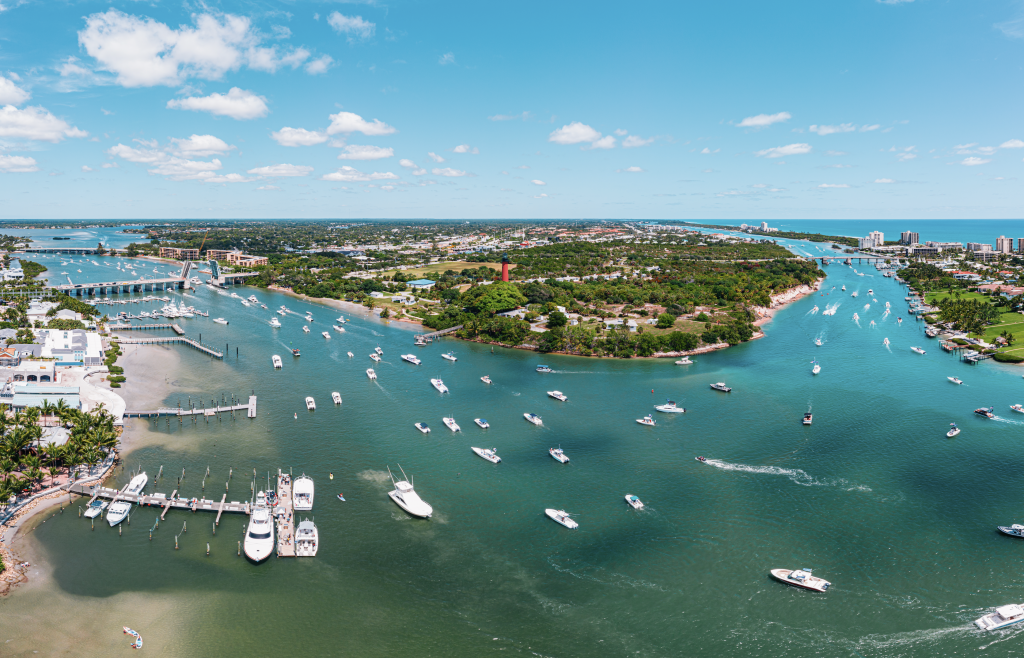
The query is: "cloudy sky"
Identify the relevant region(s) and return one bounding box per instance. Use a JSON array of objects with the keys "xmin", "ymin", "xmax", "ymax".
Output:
[{"xmin": 1, "ymin": 0, "xmax": 1024, "ymax": 220}]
